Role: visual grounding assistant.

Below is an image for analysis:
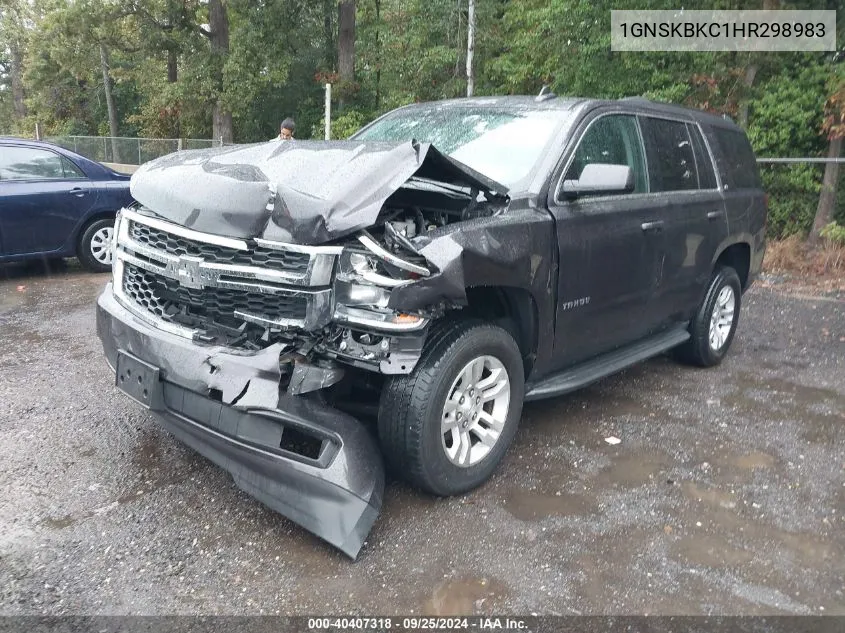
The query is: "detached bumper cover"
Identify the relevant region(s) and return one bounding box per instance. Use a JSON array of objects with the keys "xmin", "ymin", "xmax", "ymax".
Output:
[{"xmin": 96, "ymin": 285, "xmax": 384, "ymax": 559}]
